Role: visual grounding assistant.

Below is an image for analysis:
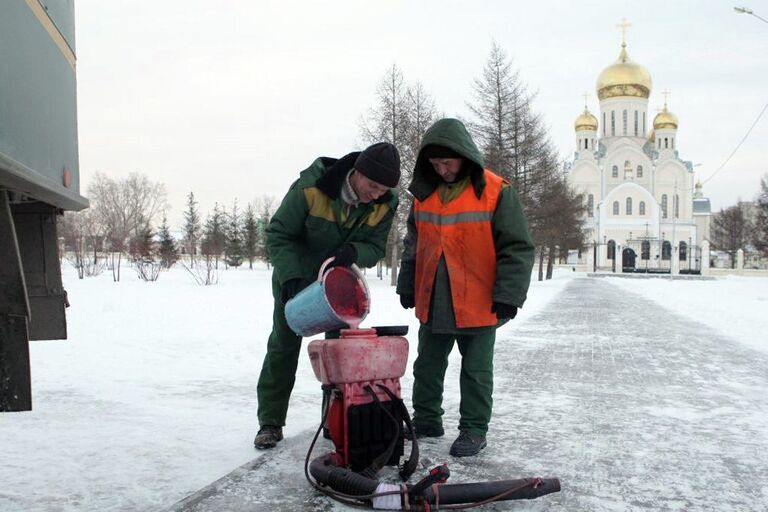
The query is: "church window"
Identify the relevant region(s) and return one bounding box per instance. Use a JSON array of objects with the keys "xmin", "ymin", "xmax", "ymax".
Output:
[
  {"xmin": 584, "ymin": 138, "xmax": 588, "ymax": 149},
  {"xmin": 607, "ymin": 240, "xmax": 616, "ymax": 260},
  {"xmin": 639, "ymin": 201, "xmax": 646, "ymax": 215},
  {"xmin": 662, "ymin": 241, "xmax": 672, "ymax": 260},
  {"xmin": 637, "ymin": 165, "xmax": 643, "ymax": 178},
  {"xmin": 587, "ymin": 194, "xmax": 594, "ymax": 217},
  {"xmin": 674, "ymin": 194, "xmax": 680, "ymax": 218},
  {"xmin": 603, "ymin": 112, "xmax": 606, "ymax": 135},
  {"xmin": 612, "ymin": 165, "xmax": 618, "ymax": 178},
  {"xmin": 661, "ymin": 194, "xmax": 668, "ymax": 218},
  {"xmin": 641, "ymin": 240, "xmax": 650, "ymax": 260},
  {"xmin": 622, "ymin": 110, "xmax": 627, "ymax": 135},
  {"xmin": 679, "ymin": 241, "xmax": 688, "ymax": 261},
  {"xmin": 611, "ymin": 111, "xmax": 615, "ymax": 136},
  {"xmin": 671, "ymin": 138, "xmax": 675, "ymax": 149},
  {"xmin": 626, "ymin": 197, "xmax": 633, "ymax": 215},
  {"xmin": 665, "ymin": 138, "xmax": 669, "ymax": 149},
  {"xmin": 634, "ymin": 111, "xmax": 638, "ymax": 135},
  {"xmin": 612, "ymin": 201, "xmax": 619, "ymax": 215},
  {"xmin": 643, "ymin": 112, "xmax": 646, "ymax": 135}
]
